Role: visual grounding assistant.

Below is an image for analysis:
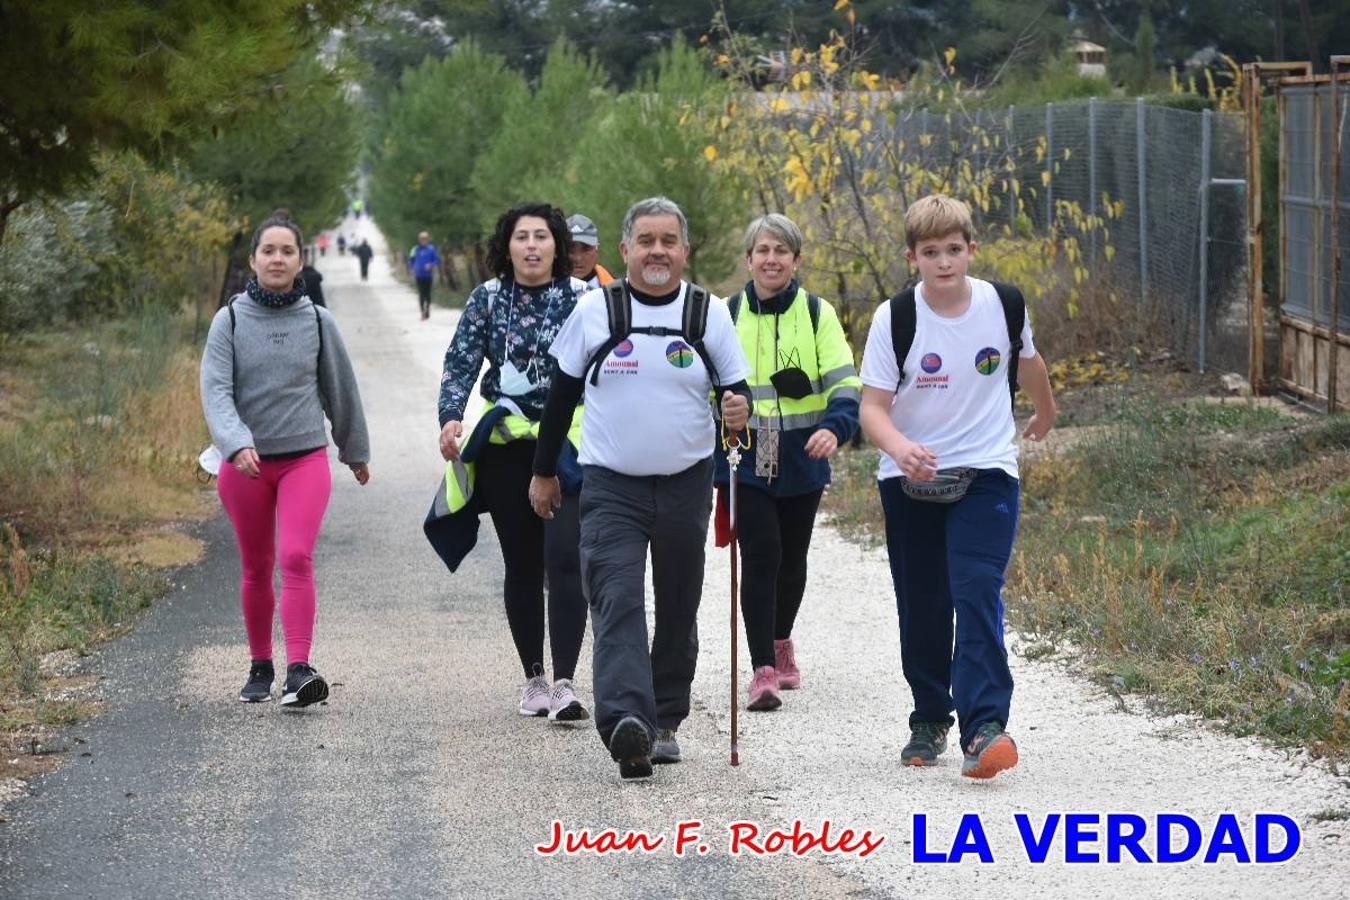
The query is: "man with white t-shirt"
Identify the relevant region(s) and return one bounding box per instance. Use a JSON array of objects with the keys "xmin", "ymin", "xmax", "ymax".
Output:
[
  {"xmin": 530, "ymin": 197, "xmax": 752, "ymax": 781},
  {"xmin": 859, "ymin": 194, "xmax": 1056, "ymax": 782}
]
